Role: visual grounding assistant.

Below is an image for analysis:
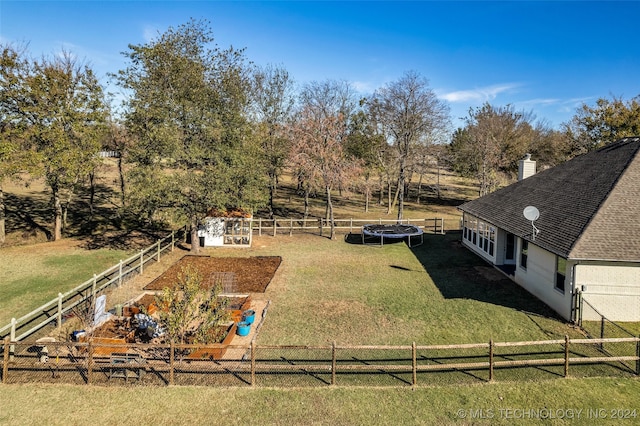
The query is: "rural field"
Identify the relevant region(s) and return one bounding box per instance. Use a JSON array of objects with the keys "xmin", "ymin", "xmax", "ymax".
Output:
[{"xmin": 1, "ymin": 161, "xmax": 639, "ymax": 425}]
